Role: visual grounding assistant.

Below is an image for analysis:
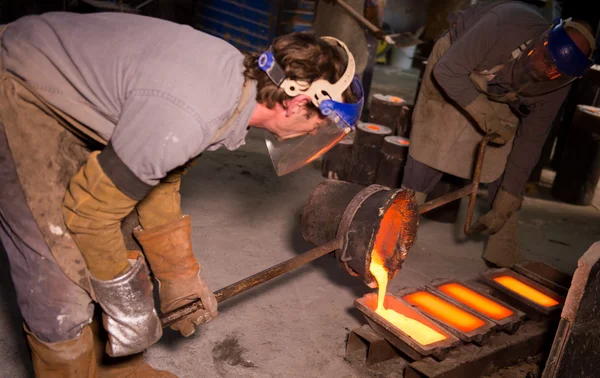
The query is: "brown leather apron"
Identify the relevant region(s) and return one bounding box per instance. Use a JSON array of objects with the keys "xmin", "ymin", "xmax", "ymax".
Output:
[{"xmin": 408, "ymin": 33, "xmax": 520, "ymax": 183}]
